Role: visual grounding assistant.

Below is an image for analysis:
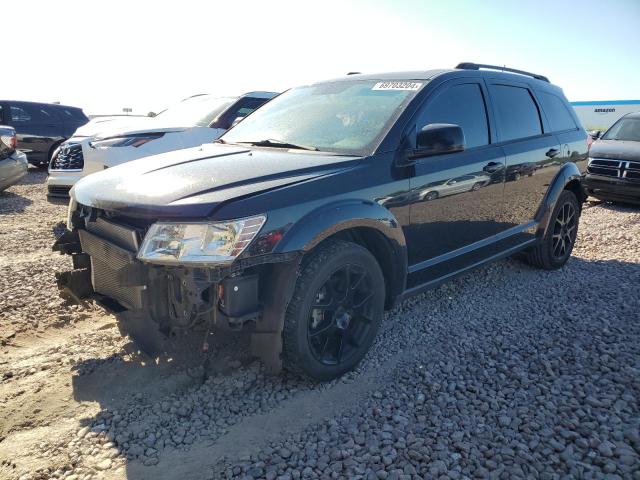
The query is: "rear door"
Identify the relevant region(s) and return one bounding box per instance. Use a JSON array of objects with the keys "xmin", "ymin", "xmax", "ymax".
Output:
[{"xmin": 486, "ymin": 81, "xmax": 561, "ymax": 230}]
